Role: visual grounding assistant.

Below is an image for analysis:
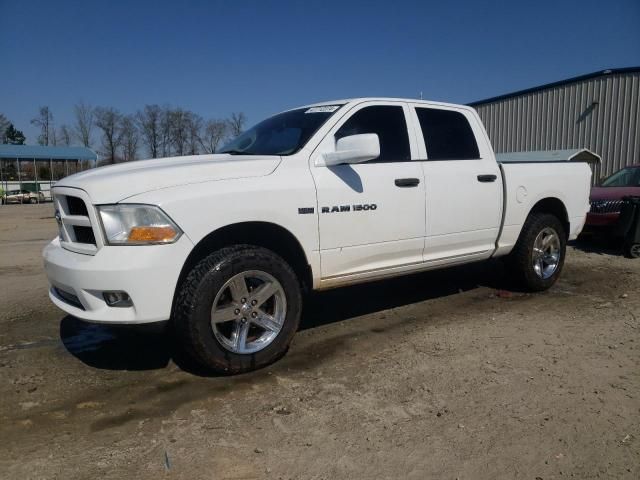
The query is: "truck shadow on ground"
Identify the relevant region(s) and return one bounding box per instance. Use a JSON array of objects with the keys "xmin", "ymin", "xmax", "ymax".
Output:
[
  {"xmin": 59, "ymin": 259, "xmax": 509, "ymax": 374},
  {"xmin": 570, "ymin": 236, "xmax": 625, "ymax": 256}
]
